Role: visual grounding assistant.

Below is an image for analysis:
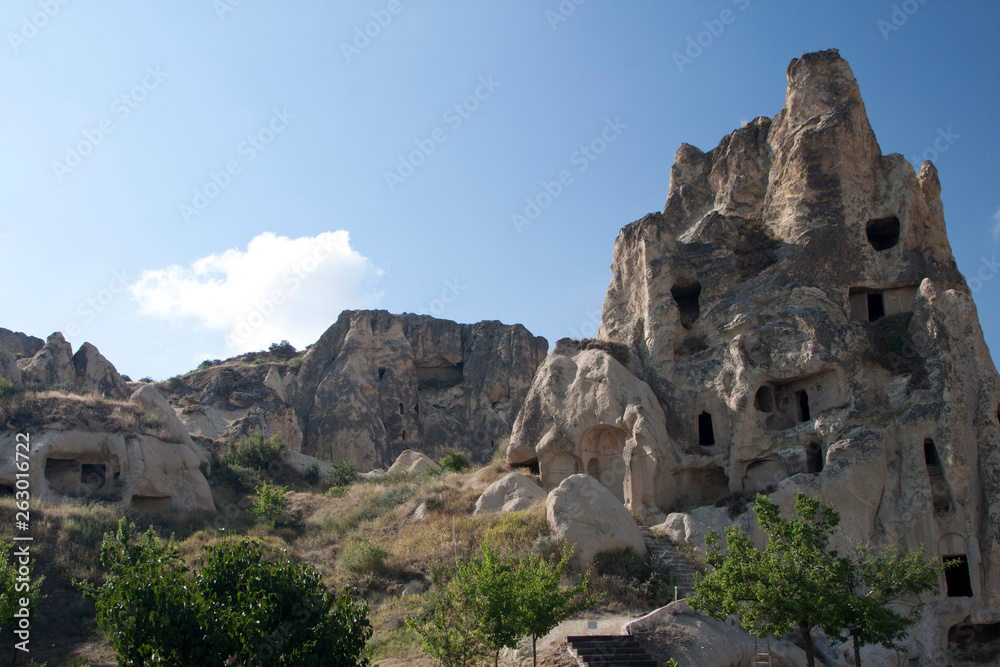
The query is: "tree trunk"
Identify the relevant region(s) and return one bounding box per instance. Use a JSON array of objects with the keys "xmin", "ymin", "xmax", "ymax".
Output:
[
  {"xmin": 532, "ymin": 635, "xmax": 538, "ymax": 667},
  {"xmin": 853, "ymin": 634, "xmax": 862, "ymax": 667},
  {"xmin": 801, "ymin": 623, "xmax": 815, "ymax": 667},
  {"xmin": 494, "ymin": 648, "xmax": 499, "ymax": 667}
]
